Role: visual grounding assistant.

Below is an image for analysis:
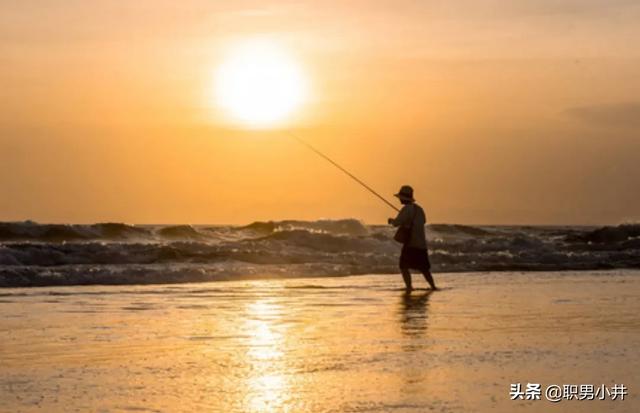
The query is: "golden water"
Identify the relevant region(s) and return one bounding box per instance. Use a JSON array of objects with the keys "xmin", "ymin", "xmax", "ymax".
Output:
[{"xmin": 1, "ymin": 272, "xmax": 639, "ymax": 412}]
